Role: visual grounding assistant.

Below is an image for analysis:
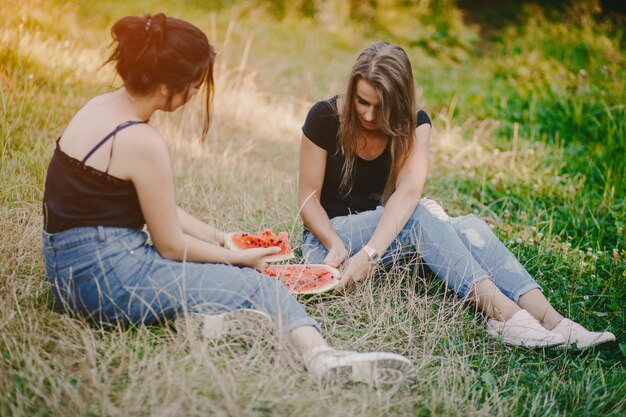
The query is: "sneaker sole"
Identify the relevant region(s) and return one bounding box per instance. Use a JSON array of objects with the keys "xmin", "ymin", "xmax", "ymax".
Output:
[
  {"xmin": 552, "ymin": 334, "xmax": 617, "ymax": 350},
  {"xmin": 175, "ymin": 309, "xmax": 273, "ymax": 343},
  {"xmin": 323, "ymin": 353, "xmax": 416, "ymax": 386}
]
